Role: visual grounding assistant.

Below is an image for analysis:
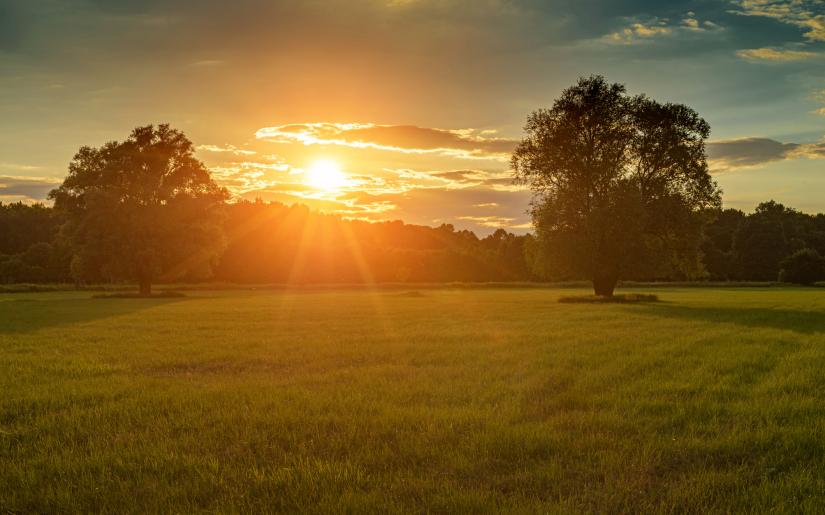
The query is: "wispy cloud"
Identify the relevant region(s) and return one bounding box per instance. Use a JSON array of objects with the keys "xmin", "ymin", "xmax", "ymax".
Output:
[
  {"xmin": 606, "ymin": 12, "xmax": 721, "ymax": 44},
  {"xmin": 197, "ymin": 144, "xmax": 256, "ymax": 156},
  {"xmin": 607, "ymin": 19, "xmax": 672, "ymax": 43},
  {"xmin": 812, "ymin": 89, "xmax": 825, "ymax": 115},
  {"xmin": 0, "ymin": 162, "xmax": 43, "ymax": 172},
  {"xmin": 255, "ymin": 123, "xmax": 516, "ymax": 161},
  {"xmin": 206, "ymin": 153, "xmax": 530, "ymax": 232},
  {"xmin": 682, "ymin": 12, "xmax": 721, "ymax": 32},
  {"xmin": 736, "ymin": 47, "xmax": 819, "ymax": 61},
  {"xmin": 733, "ymin": 0, "xmax": 825, "ymax": 42}
]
